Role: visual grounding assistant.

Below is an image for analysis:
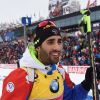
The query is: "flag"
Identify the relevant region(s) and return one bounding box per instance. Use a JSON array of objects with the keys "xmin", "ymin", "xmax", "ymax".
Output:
[
  {"xmin": 21, "ymin": 17, "xmax": 27, "ymax": 25},
  {"xmin": 21, "ymin": 17, "xmax": 32, "ymax": 25}
]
